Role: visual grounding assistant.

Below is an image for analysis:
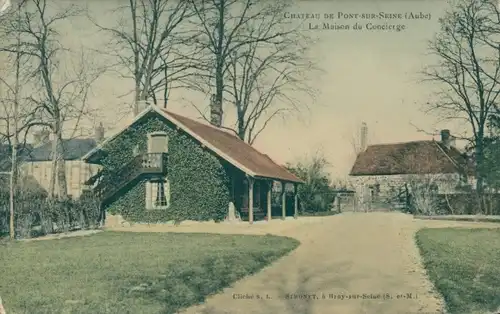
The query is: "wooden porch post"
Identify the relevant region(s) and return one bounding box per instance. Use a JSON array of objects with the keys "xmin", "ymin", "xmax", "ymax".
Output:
[
  {"xmin": 248, "ymin": 176, "xmax": 254, "ymax": 224},
  {"xmin": 267, "ymin": 180, "xmax": 272, "ymax": 221},
  {"xmin": 281, "ymin": 181, "xmax": 286, "ymax": 220},
  {"xmin": 294, "ymin": 183, "xmax": 298, "ymax": 219}
]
